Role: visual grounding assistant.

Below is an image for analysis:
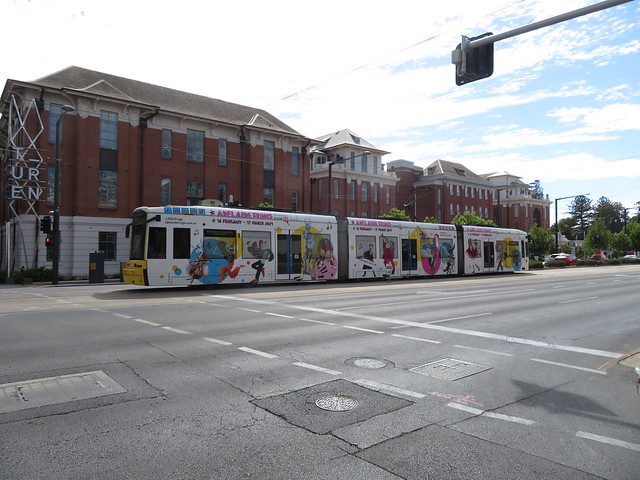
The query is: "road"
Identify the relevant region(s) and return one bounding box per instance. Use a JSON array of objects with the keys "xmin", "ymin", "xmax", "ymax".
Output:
[{"xmin": 1, "ymin": 265, "xmax": 639, "ymax": 479}]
